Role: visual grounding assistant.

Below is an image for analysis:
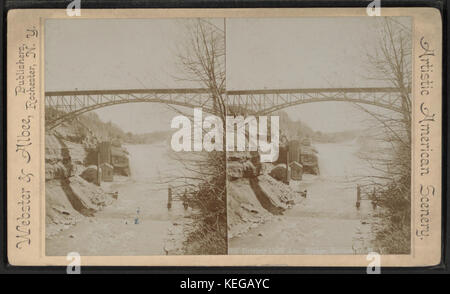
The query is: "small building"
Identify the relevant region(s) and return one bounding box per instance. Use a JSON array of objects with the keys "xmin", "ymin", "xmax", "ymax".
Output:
[
  {"xmin": 289, "ymin": 161, "xmax": 303, "ymax": 180},
  {"xmin": 100, "ymin": 162, "xmax": 114, "ymax": 182}
]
